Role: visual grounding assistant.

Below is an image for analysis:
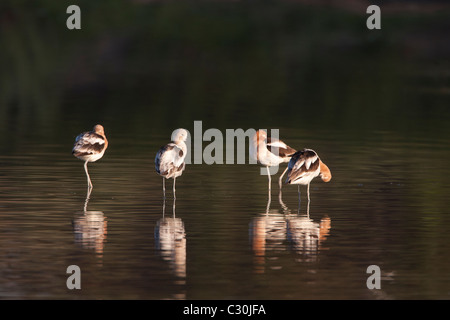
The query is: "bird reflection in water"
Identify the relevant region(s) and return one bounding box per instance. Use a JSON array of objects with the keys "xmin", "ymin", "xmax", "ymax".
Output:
[
  {"xmin": 155, "ymin": 197, "xmax": 186, "ymax": 280},
  {"xmin": 72, "ymin": 186, "xmax": 108, "ymax": 264},
  {"xmin": 286, "ymin": 215, "xmax": 330, "ymax": 262},
  {"xmin": 250, "ymin": 190, "xmax": 330, "ymax": 273}
]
